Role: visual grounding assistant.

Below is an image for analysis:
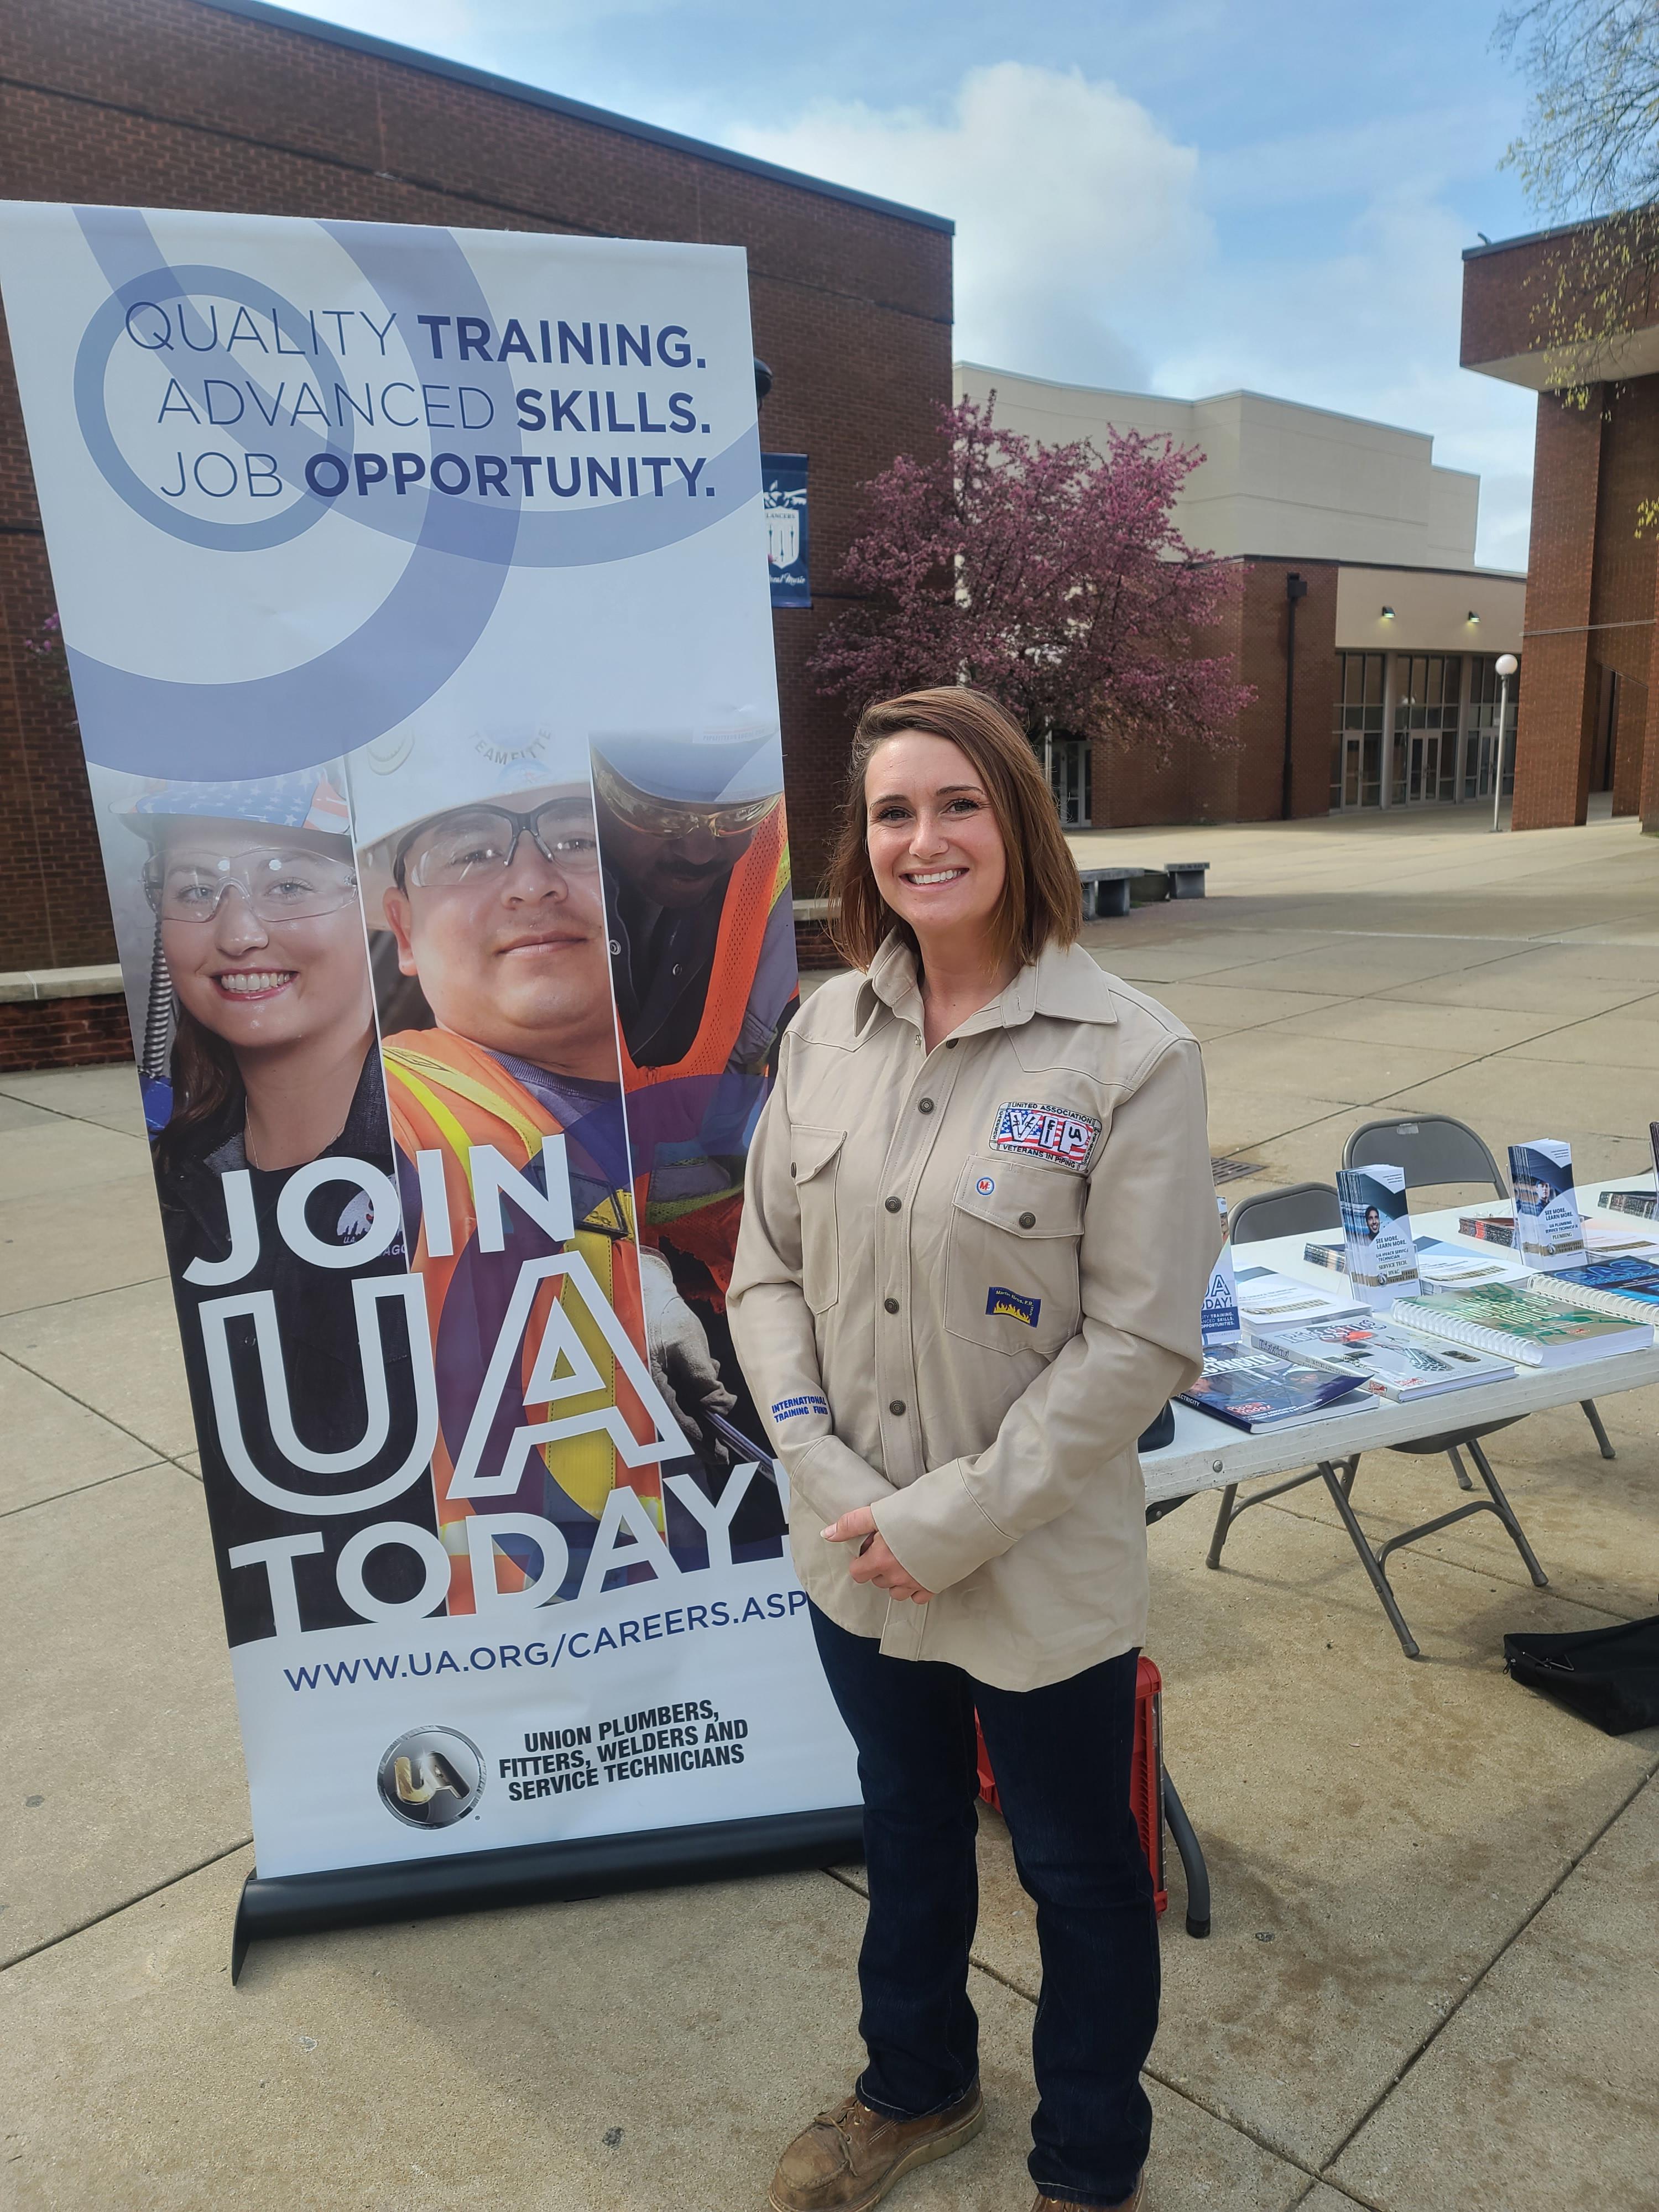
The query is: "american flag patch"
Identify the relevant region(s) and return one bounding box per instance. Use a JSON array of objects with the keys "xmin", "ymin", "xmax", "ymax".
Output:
[{"xmin": 990, "ymin": 1101, "xmax": 1100, "ymax": 1172}]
